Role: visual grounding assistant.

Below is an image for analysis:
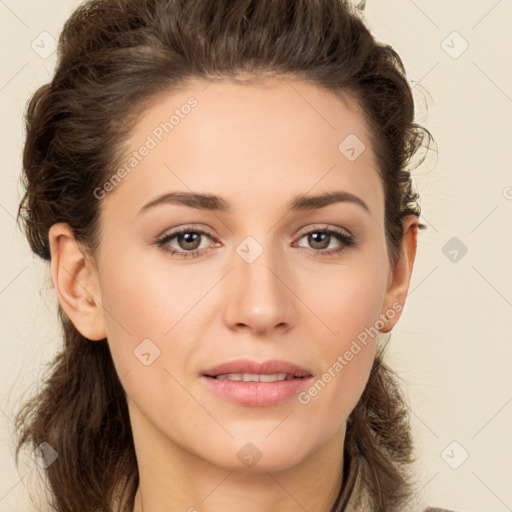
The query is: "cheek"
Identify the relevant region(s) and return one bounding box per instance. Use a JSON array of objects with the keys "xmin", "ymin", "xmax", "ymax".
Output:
[
  {"xmin": 96, "ymin": 251, "xmax": 212, "ymax": 403},
  {"xmin": 99, "ymin": 251, "xmax": 207, "ymax": 340},
  {"xmin": 295, "ymin": 305, "xmax": 378, "ymax": 441},
  {"xmin": 96, "ymin": 261, "xmax": 201, "ymax": 433},
  {"xmin": 304, "ymin": 250, "xmax": 388, "ymax": 345},
  {"xmin": 295, "ymin": 255, "xmax": 387, "ymax": 415}
]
